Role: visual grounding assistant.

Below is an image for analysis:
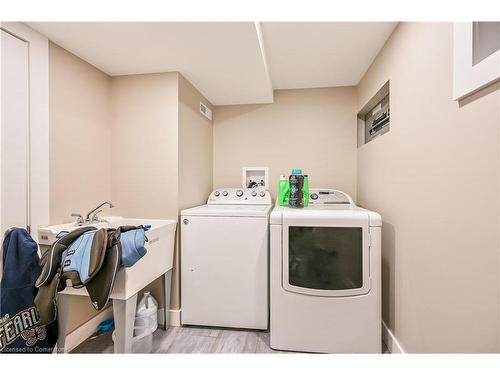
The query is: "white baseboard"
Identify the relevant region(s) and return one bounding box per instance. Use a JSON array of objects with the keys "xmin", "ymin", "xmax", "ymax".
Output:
[
  {"xmin": 157, "ymin": 308, "xmax": 181, "ymax": 327},
  {"xmin": 168, "ymin": 309, "xmax": 181, "ymax": 326},
  {"xmin": 63, "ymin": 306, "xmax": 113, "ymax": 353},
  {"xmin": 382, "ymin": 320, "xmax": 405, "ymax": 353}
]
